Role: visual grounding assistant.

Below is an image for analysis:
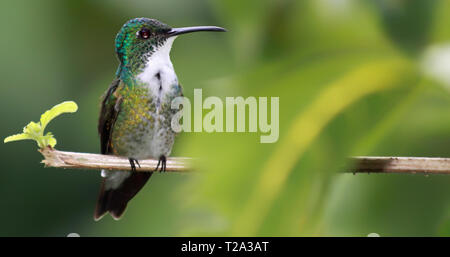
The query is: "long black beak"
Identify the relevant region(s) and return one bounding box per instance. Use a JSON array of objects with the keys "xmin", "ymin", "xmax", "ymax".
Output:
[{"xmin": 167, "ymin": 26, "xmax": 227, "ymax": 37}]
